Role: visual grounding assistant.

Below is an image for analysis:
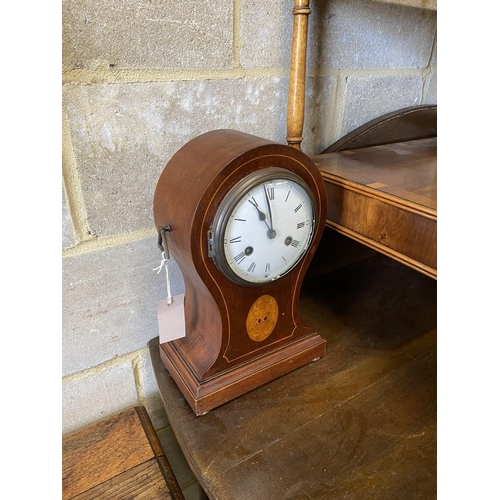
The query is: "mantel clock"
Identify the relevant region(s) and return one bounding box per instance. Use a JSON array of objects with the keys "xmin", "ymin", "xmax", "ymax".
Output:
[{"xmin": 153, "ymin": 129, "xmax": 327, "ymax": 415}]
